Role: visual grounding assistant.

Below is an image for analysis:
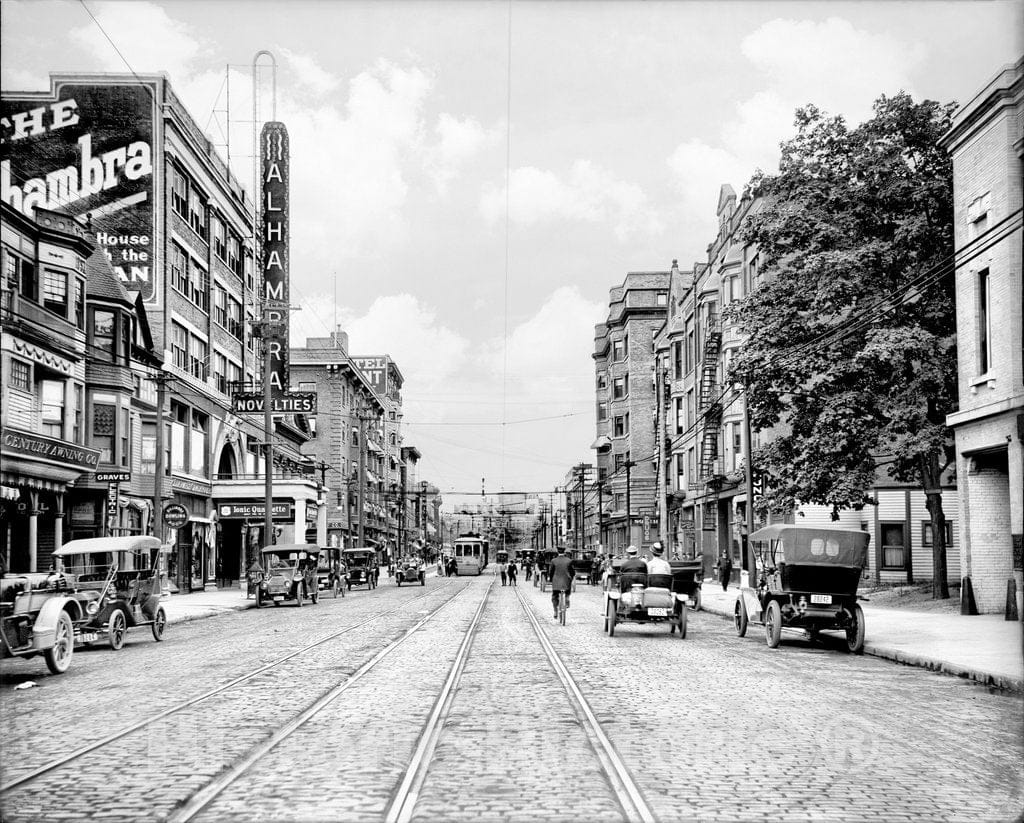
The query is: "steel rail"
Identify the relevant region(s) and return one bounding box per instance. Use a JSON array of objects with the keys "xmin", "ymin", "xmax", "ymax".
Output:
[
  {"xmin": 383, "ymin": 580, "xmax": 494, "ymax": 823},
  {"xmin": 166, "ymin": 583, "xmax": 472, "ymax": 822},
  {"xmin": 514, "ymin": 586, "xmax": 659, "ymax": 823},
  {"xmin": 0, "ymin": 582, "xmax": 454, "ymax": 794}
]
